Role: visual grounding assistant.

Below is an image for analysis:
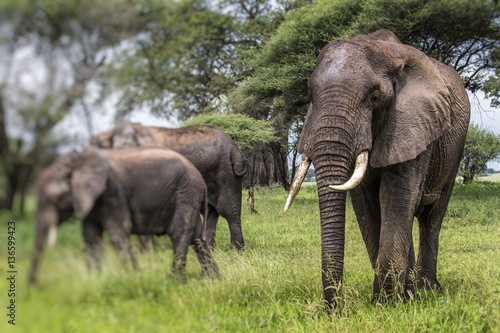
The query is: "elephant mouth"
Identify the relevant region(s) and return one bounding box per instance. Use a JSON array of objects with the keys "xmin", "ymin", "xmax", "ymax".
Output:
[{"xmin": 283, "ymin": 150, "xmax": 369, "ymax": 212}]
